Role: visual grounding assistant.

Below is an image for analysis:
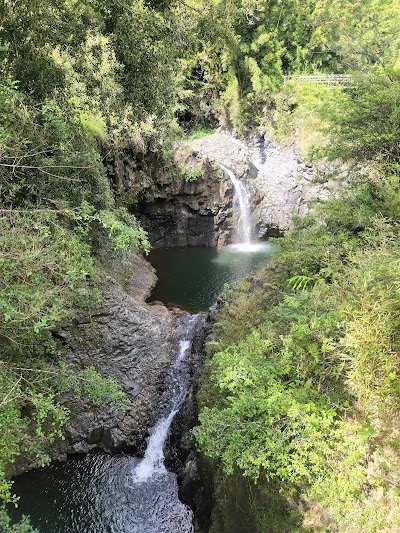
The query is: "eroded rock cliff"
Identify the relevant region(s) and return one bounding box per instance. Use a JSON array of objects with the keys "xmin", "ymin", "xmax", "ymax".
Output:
[
  {"xmin": 56, "ymin": 253, "xmax": 177, "ymax": 455},
  {"xmin": 107, "ymin": 131, "xmax": 336, "ymax": 248}
]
